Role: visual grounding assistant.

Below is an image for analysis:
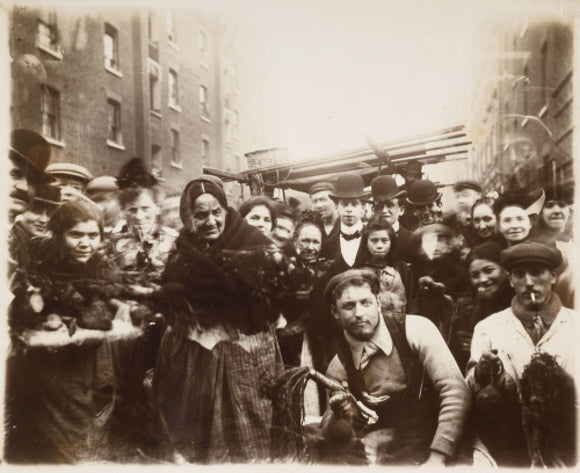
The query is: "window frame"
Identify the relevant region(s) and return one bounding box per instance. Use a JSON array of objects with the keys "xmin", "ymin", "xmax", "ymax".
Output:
[
  {"xmin": 168, "ymin": 68, "xmax": 180, "ymax": 110},
  {"xmin": 104, "ymin": 23, "xmax": 121, "ymax": 74},
  {"xmin": 106, "ymin": 98, "xmax": 123, "ymax": 146},
  {"xmin": 41, "ymin": 85, "xmax": 61, "ymax": 141}
]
